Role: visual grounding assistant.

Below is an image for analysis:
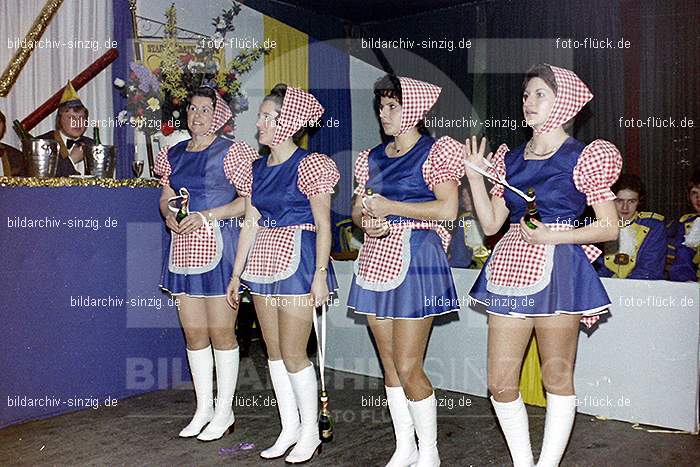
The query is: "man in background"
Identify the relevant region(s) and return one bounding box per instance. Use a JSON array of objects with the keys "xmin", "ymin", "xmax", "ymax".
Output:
[
  {"xmin": 0, "ymin": 110, "xmax": 23, "ymax": 176},
  {"xmin": 37, "ymin": 81, "xmax": 93, "ymax": 177}
]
